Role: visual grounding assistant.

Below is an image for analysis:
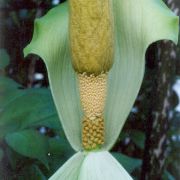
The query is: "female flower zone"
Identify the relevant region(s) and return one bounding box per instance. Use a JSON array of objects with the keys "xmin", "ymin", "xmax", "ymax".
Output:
[{"xmin": 24, "ymin": 0, "xmax": 179, "ymax": 179}]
